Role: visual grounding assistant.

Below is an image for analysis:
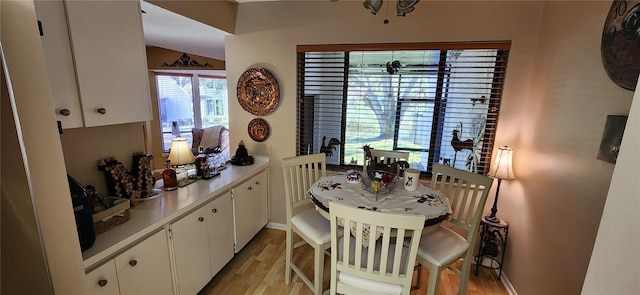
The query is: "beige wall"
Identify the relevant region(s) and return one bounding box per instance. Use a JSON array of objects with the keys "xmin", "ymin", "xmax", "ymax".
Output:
[
  {"xmin": 146, "ymin": 46, "xmax": 226, "ymax": 71},
  {"xmin": 226, "ymin": 1, "xmax": 634, "ymax": 294}
]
